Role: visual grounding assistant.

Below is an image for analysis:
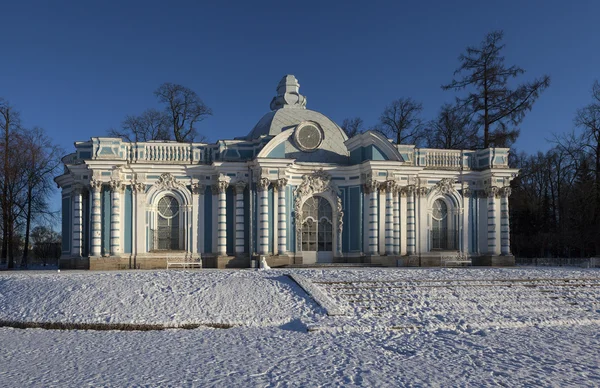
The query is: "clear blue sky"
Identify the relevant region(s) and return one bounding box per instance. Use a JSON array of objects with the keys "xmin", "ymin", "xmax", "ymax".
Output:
[{"xmin": 1, "ymin": 0, "xmax": 599, "ymax": 213}]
